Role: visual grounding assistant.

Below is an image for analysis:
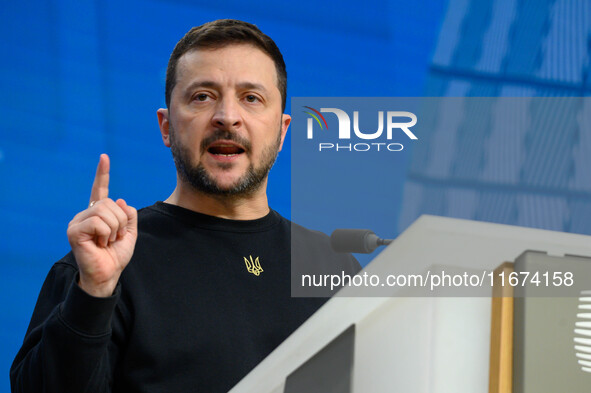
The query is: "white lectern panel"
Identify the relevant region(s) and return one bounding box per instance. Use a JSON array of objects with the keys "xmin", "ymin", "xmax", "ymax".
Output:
[{"xmin": 230, "ymin": 215, "xmax": 591, "ymax": 393}]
